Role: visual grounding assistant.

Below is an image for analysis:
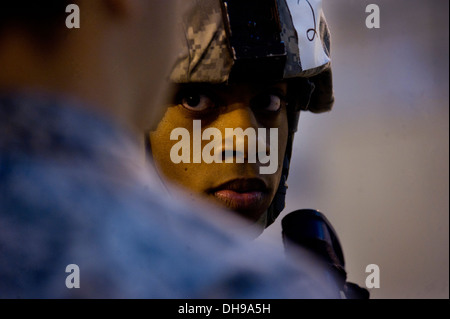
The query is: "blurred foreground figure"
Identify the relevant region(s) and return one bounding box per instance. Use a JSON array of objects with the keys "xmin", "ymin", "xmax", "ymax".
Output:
[{"xmin": 0, "ymin": 1, "xmax": 338, "ymax": 298}]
